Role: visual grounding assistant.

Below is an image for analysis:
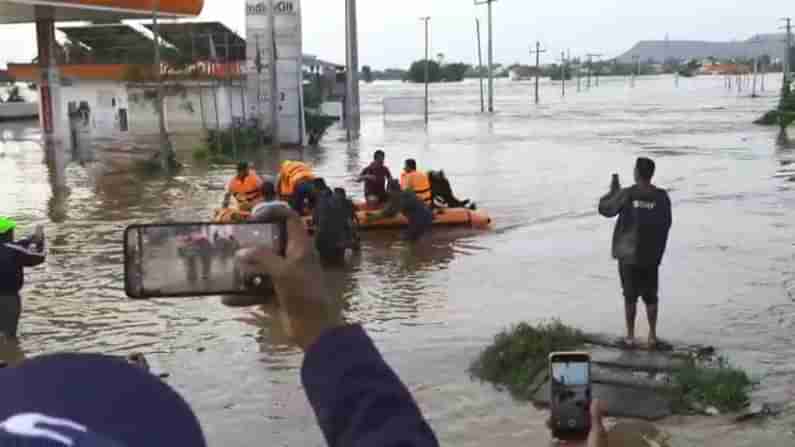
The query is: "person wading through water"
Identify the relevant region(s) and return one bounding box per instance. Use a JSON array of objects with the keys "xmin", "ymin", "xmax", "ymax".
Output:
[
  {"xmin": 366, "ymin": 180, "xmax": 433, "ymax": 242},
  {"xmin": 0, "ymin": 218, "xmax": 46, "ymax": 339},
  {"xmin": 599, "ymin": 157, "xmax": 672, "ymax": 349}
]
